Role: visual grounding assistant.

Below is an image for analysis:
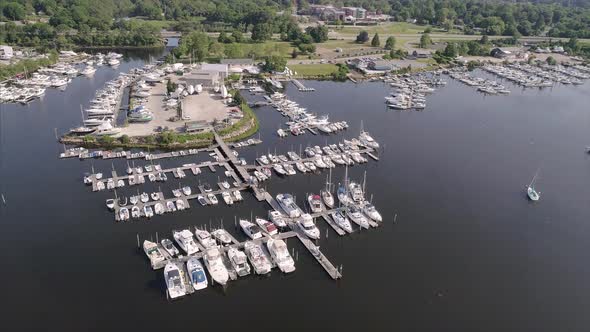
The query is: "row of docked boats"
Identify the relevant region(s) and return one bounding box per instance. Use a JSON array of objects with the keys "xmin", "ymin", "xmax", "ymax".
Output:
[
  {"xmin": 448, "ymin": 69, "xmax": 510, "ymax": 95},
  {"xmin": 270, "ymin": 92, "xmax": 349, "ymax": 135},
  {"xmin": 510, "ymin": 63, "xmax": 585, "ymax": 85},
  {"xmin": 384, "ymin": 74, "xmax": 444, "ymax": 110}
]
